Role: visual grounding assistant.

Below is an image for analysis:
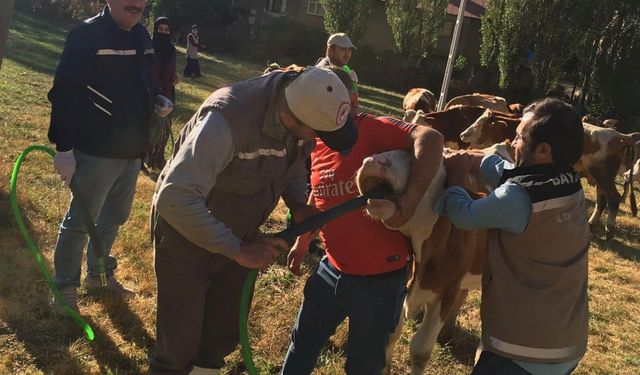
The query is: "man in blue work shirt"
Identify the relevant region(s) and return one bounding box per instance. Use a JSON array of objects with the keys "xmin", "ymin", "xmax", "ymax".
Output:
[{"xmin": 437, "ymin": 97, "xmax": 590, "ymax": 375}]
